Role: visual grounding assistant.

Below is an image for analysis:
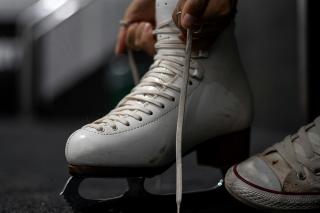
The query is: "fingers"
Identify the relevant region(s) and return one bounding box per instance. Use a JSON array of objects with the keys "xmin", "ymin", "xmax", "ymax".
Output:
[
  {"xmin": 181, "ymin": 0, "xmax": 209, "ymax": 29},
  {"xmin": 134, "ymin": 22, "xmax": 146, "ymax": 48},
  {"xmin": 126, "ymin": 23, "xmax": 139, "ymax": 50},
  {"xmin": 125, "ymin": 22, "xmax": 156, "ymax": 56},
  {"xmin": 173, "ymin": 0, "xmax": 209, "ymax": 30},
  {"xmin": 115, "ymin": 27, "xmax": 127, "ymax": 55},
  {"xmin": 172, "ymin": 0, "xmax": 236, "ymax": 51},
  {"xmin": 115, "ymin": 0, "xmax": 156, "ymax": 55},
  {"xmin": 140, "ymin": 23, "xmax": 154, "ymax": 44},
  {"xmin": 140, "ymin": 23, "xmax": 156, "ymax": 56},
  {"xmin": 172, "ymin": 0, "xmax": 186, "ymax": 30}
]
